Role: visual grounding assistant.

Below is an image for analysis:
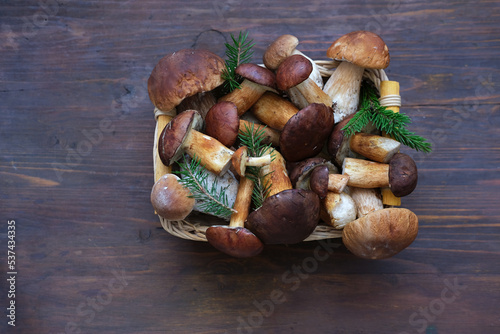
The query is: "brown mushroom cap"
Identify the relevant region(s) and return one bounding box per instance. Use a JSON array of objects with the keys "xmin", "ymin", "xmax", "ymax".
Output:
[
  {"xmin": 158, "ymin": 110, "xmax": 203, "ymax": 166},
  {"xmin": 389, "ymin": 153, "xmax": 418, "ymax": 197},
  {"xmin": 326, "ymin": 31, "xmax": 390, "ymax": 69},
  {"xmin": 205, "ymin": 101, "xmax": 240, "ymax": 147},
  {"xmin": 342, "ymin": 208, "xmax": 418, "ymax": 259},
  {"xmin": 276, "ymin": 54, "xmax": 313, "ymax": 91},
  {"xmin": 263, "ymin": 34, "xmax": 299, "ymax": 70},
  {"xmin": 327, "ymin": 114, "xmax": 355, "ymax": 167},
  {"xmin": 246, "ymin": 189, "xmax": 320, "ymax": 244},
  {"xmin": 280, "ymin": 103, "xmax": 335, "ymax": 162},
  {"xmin": 289, "ymin": 157, "xmax": 328, "ymax": 187},
  {"xmin": 151, "ymin": 174, "xmax": 195, "ymax": 220},
  {"xmin": 235, "ymin": 63, "xmax": 276, "ymax": 89},
  {"xmin": 206, "ymin": 226, "xmax": 264, "ymax": 258},
  {"xmin": 310, "ymin": 165, "xmax": 330, "ymax": 199},
  {"xmin": 148, "ymin": 49, "xmax": 225, "ymax": 112},
  {"xmin": 231, "ymin": 146, "xmax": 248, "ymax": 177}
]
